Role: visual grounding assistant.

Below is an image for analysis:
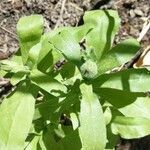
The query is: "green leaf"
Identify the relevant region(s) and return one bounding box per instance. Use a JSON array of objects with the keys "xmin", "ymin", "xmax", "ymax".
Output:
[
  {"xmin": 93, "ymin": 68, "xmax": 150, "ymax": 93},
  {"xmin": 46, "ymin": 24, "xmax": 92, "ymax": 43},
  {"xmin": 119, "ymin": 97, "xmax": 150, "ymax": 119},
  {"xmin": 105, "ymin": 124, "xmax": 119, "ymax": 149},
  {"xmin": 54, "ymin": 124, "xmax": 66, "ymax": 139},
  {"xmin": 0, "ymin": 56, "xmax": 26, "ymax": 73},
  {"xmin": 60, "ymin": 80, "xmax": 80, "ymax": 112},
  {"xmin": 38, "ymin": 80, "xmax": 80, "ymax": 123},
  {"xmin": 60, "ymin": 62, "xmax": 76, "ymax": 80},
  {"xmin": 104, "ymin": 107, "xmax": 112, "ymax": 125},
  {"xmin": 37, "ymin": 35, "xmax": 55, "ymax": 73},
  {"xmin": 30, "ymin": 69, "xmax": 67, "ymax": 96},
  {"xmin": 83, "ymin": 10, "xmax": 120, "ymax": 60},
  {"xmin": 35, "ymin": 96, "xmax": 59, "ymax": 120},
  {"xmin": 25, "ymin": 135, "xmax": 40, "ymax": 150},
  {"xmin": 63, "ymin": 66, "xmax": 82, "ymax": 86},
  {"xmin": 70, "ymin": 113, "xmax": 79, "ymax": 130},
  {"xmin": 49, "ymin": 30, "xmax": 81, "ymax": 64},
  {"xmin": 27, "ymin": 42, "xmax": 42, "ymax": 69},
  {"xmin": 31, "ymin": 118, "xmax": 45, "ymax": 134},
  {"xmin": 38, "ymin": 128, "xmax": 59, "ymax": 150},
  {"xmin": 94, "ymin": 88, "xmax": 144, "ymax": 108},
  {"xmin": 79, "ymin": 84, "xmax": 107, "ymax": 149},
  {"xmin": 98, "ymin": 38, "xmax": 140, "ymax": 74},
  {"xmin": 17, "ymin": 15, "xmax": 44, "ymax": 64},
  {"xmin": 105, "ymin": 108, "xmax": 122, "ymax": 149},
  {"xmin": 36, "ymin": 33, "xmax": 64, "ymax": 73},
  {"xmin": 74, "ymin": 25, "xmax": 93, "ymax": 42},
  {"xmin": 10, "ymin": 71, "xmax": 27, "ymax": 85},
  {"xmin": 80, "ymin": 59, "xmax": 98, "ymax": 79},
  {"xmin": 0, "ymin": 81, "xmax": 38, "ymax": 150},
  {"xmin": 111, "ymin": 116, "xmax": 150, "ymax": 139},
  {"xmin": 0, "ymin": 70, "xmax": 7, "ymax": 76},
  {"xmin": 58, "ymin": 130, "xmax": 81, "ymax": 150}
]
